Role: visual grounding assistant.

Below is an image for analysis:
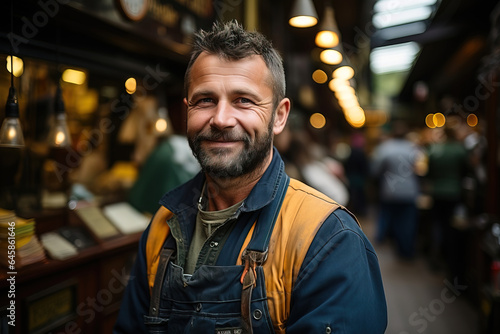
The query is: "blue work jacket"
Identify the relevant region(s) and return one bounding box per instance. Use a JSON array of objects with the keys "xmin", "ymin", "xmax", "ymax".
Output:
[{"xmin": 114, "ymin": 148, "xmax": 387, "ymax": 333}]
